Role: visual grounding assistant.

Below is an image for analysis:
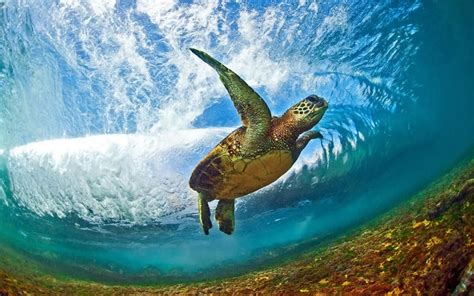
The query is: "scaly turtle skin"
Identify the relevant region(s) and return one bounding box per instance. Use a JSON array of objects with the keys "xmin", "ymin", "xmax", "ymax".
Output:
[{"xmin": 189, "ymin": 48, "xmax": 328, "ymax": 235}]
